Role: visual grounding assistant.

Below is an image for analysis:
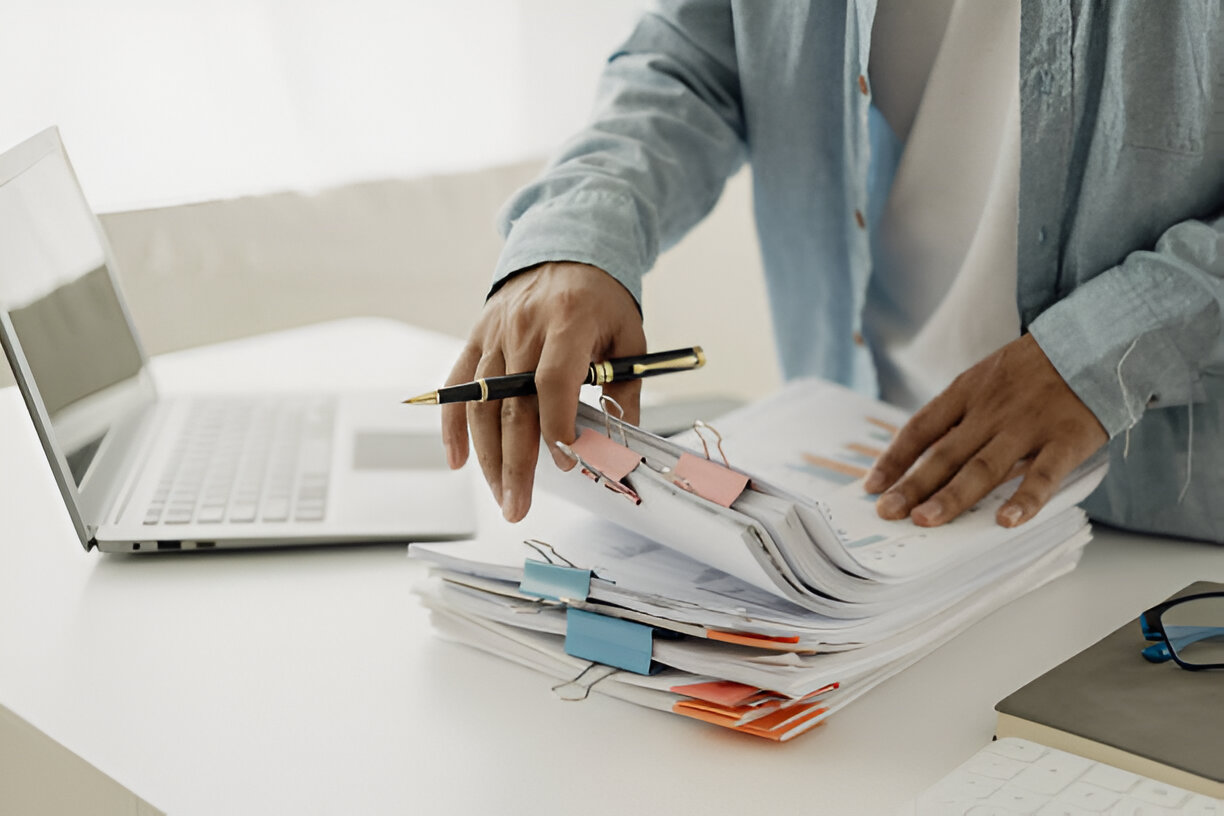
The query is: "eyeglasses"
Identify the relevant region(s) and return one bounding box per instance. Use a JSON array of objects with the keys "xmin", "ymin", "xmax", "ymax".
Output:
[{"xmin": 1139, "ymin": 591, "xmax": 1224, "ymax": 670}]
